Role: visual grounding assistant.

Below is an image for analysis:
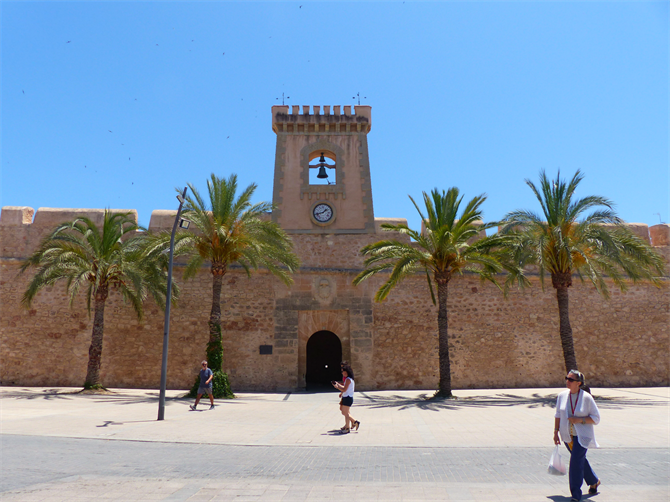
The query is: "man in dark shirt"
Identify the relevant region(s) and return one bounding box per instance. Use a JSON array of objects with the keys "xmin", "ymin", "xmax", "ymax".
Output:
[{"xmin": 190, "ymin": 360, "xmax": 214, "ymax": 410}]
